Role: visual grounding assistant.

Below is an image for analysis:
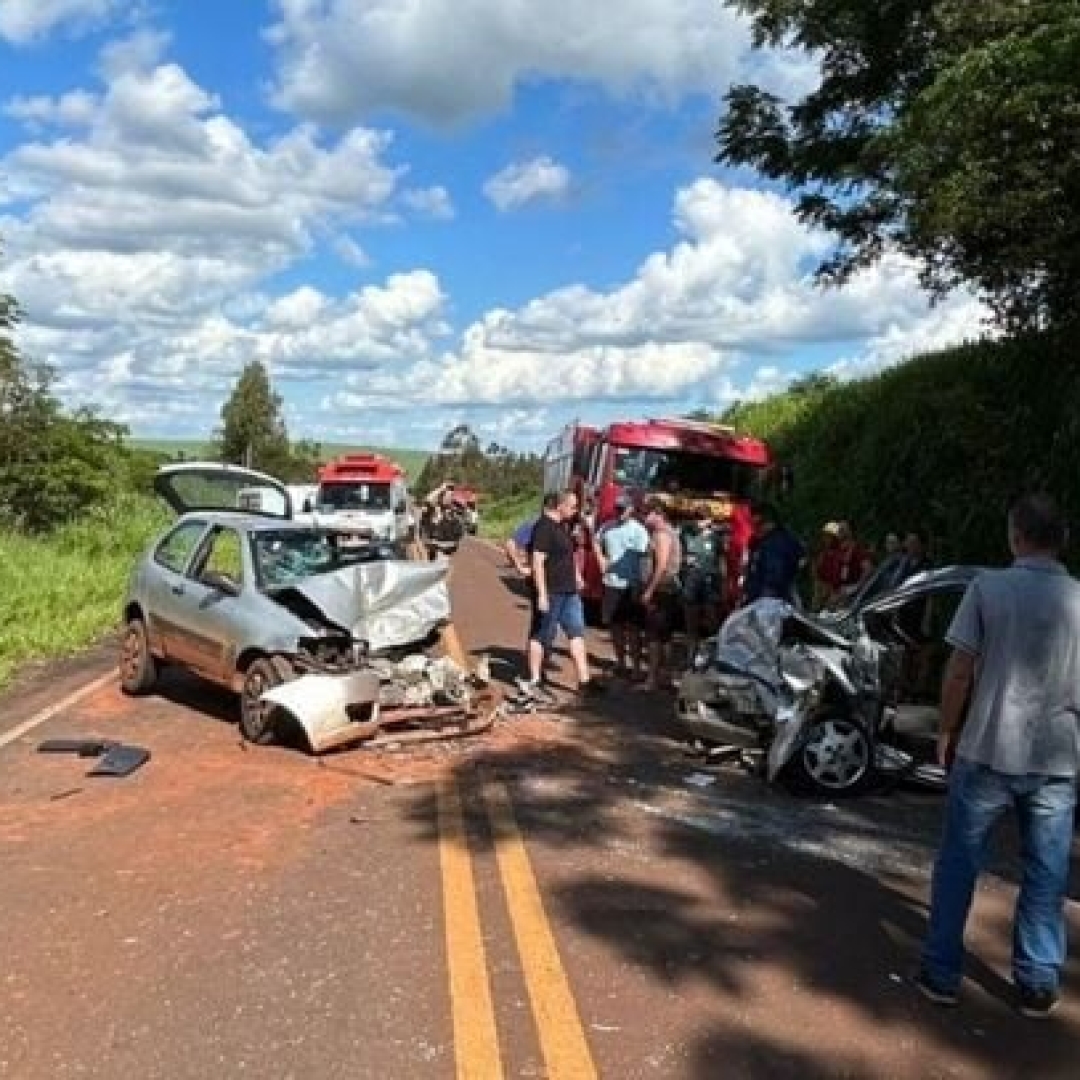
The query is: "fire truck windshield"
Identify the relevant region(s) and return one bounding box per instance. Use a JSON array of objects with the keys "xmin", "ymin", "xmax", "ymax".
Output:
[
  {"xmin": 611, "ymin": 446, "xmax": 763, "ymax": 498},
  {"xmin": 317, "ymin": 482, "xmax": 392, "ymax": 511}
]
